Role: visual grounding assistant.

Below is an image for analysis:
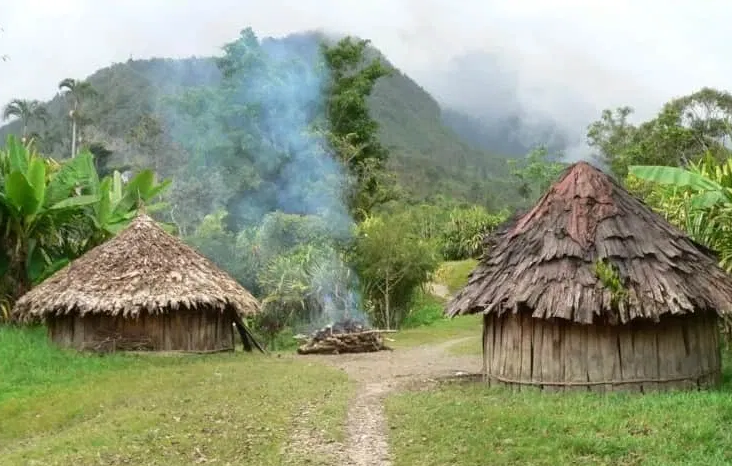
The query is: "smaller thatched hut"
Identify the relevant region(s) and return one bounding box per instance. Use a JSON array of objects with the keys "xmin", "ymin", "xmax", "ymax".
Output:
[
  {"xmin": 447, "ymin": 161, "xmax": 732, "ymax": 392},
  {"xmin": 13, "ymin": 214, "xmax": 263, "ymax": 353}
]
